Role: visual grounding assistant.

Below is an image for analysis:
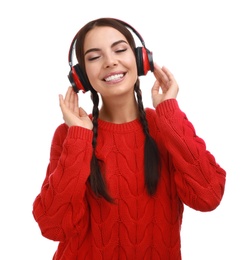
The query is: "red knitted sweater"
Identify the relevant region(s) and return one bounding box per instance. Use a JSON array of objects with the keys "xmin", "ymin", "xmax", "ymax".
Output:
[{"xmin": 33, "ymin": 99, "xmax": 226, "ymax": 260}]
